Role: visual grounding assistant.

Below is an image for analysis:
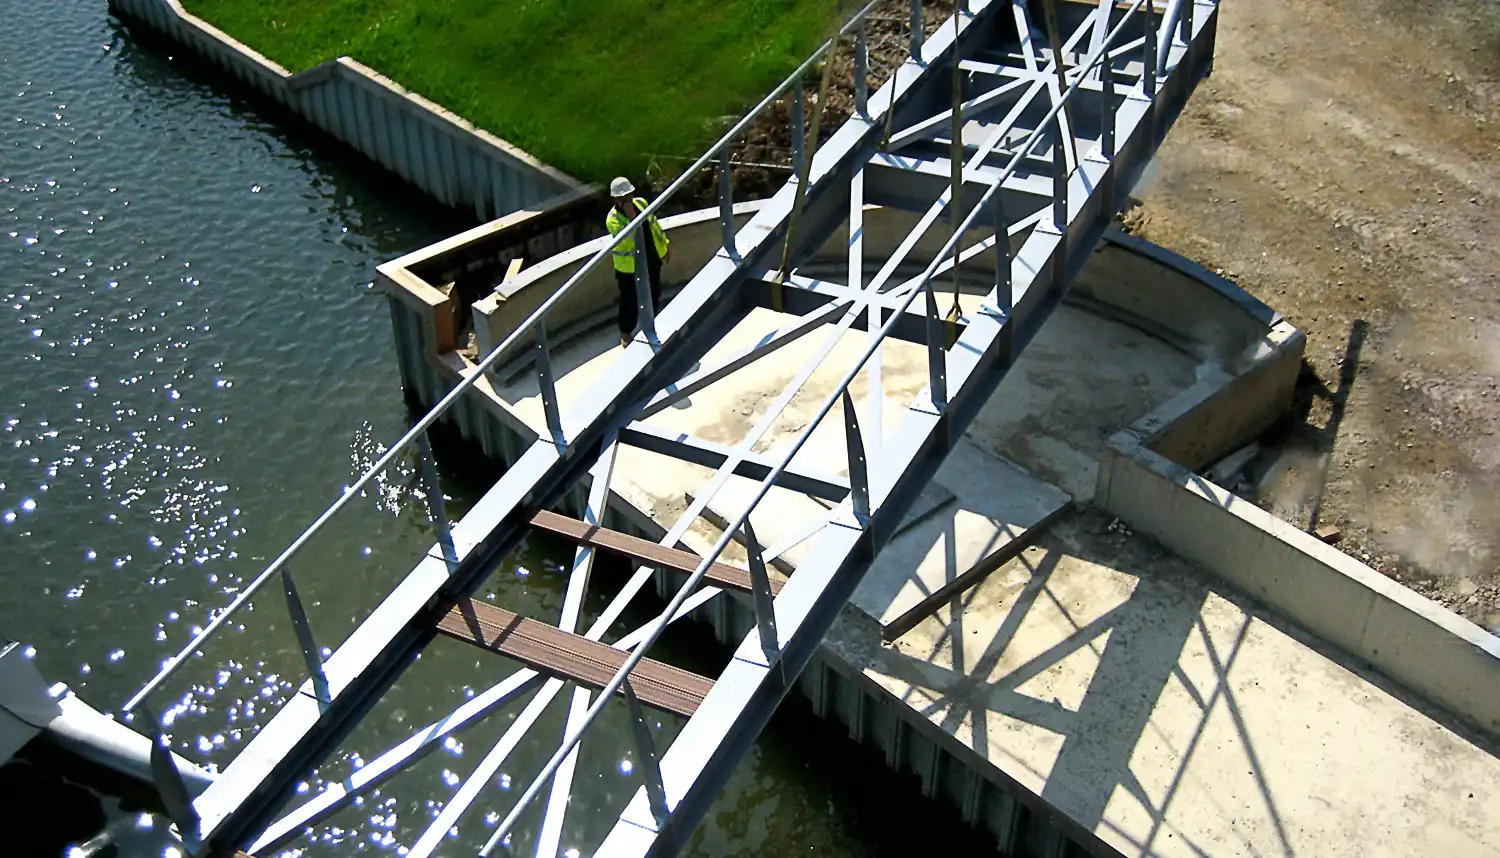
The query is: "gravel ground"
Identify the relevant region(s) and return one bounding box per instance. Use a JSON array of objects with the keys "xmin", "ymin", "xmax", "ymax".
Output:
[
  {"xmin": 1122, "ymin": 0, "xmax": 1500, "ymax": 631},
  {"xmin": 652, "ymin": 0, "xmax": 1500, "ymax": 630}
]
